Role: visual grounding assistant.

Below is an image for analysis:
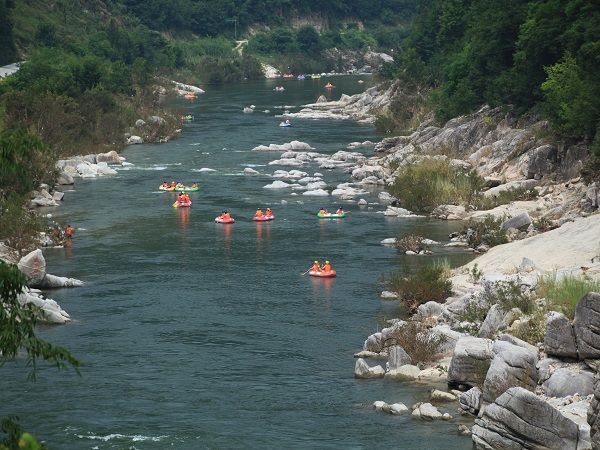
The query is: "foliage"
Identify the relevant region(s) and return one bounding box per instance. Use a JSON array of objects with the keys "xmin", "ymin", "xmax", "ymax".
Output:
[
  {"xmin": 0, "ymin": 0, "xmax": 17, "ymax": 65},
  {"xmin": 484, "ymin": 281, "xmax": 535, "ymax": 315},
  {"xmin": 469, "ymin": 263, "xmax": 483, "ymax": 284},
  {"xmin": 0, "ymin": 260, "xmax": 81, "ymax": 379},
  {"xmin": 1, "ymin": 417, "xmax": 45, "ymax": 450},
  {"xmin": 473, "ymin": 187, "xmax": 538, "ymax": 210},
  {"xmin": 511, "ymin": 307, "xmax": 547, "ymax": 346},
  {"xmin": 389, "ymin": 158, "xmax": 482, "ymax": 212},
  {"xmin": 394, "ymin": 234, "xmax": 427, "ymax": 253},
  {"xmin": 383, "ymin": 320, "xmax": 447, "ymax": 363},
  {"xmin": 0, "ymin": 197, "xmax": 44, "ymax": 258},
  {"xmin": 385, "ymin": 260, "xmax": 453, "ymax": 312},
  {"xmin": 463, "ymin": 216, "xmax": 508, "ymax": 248},
  {"xmin": 537, "ymin": 274, "xmax": 600, "ymax": 319}
]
